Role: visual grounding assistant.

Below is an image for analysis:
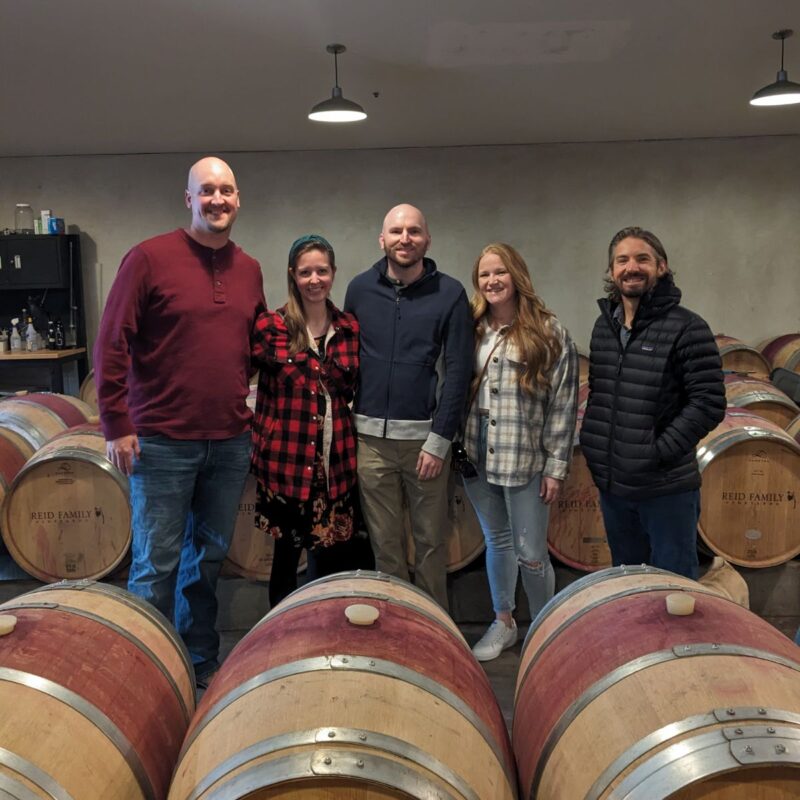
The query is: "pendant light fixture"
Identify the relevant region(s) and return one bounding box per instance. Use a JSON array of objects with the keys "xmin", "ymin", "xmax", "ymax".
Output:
[
  {"xmin": 750, "ymin": 29, "xmax": 800, "ymax": 107},
  {"xmin": 308, "ymin": 44, "xmax": 367, "ymax": 123}
]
